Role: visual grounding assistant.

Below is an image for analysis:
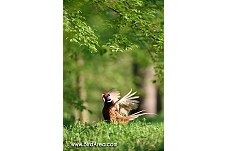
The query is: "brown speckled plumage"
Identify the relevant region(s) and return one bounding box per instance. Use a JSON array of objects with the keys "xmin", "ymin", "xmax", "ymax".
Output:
[{"xmin": 102, "ymin": 89, "xmax": 154, "ymax": 123}]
